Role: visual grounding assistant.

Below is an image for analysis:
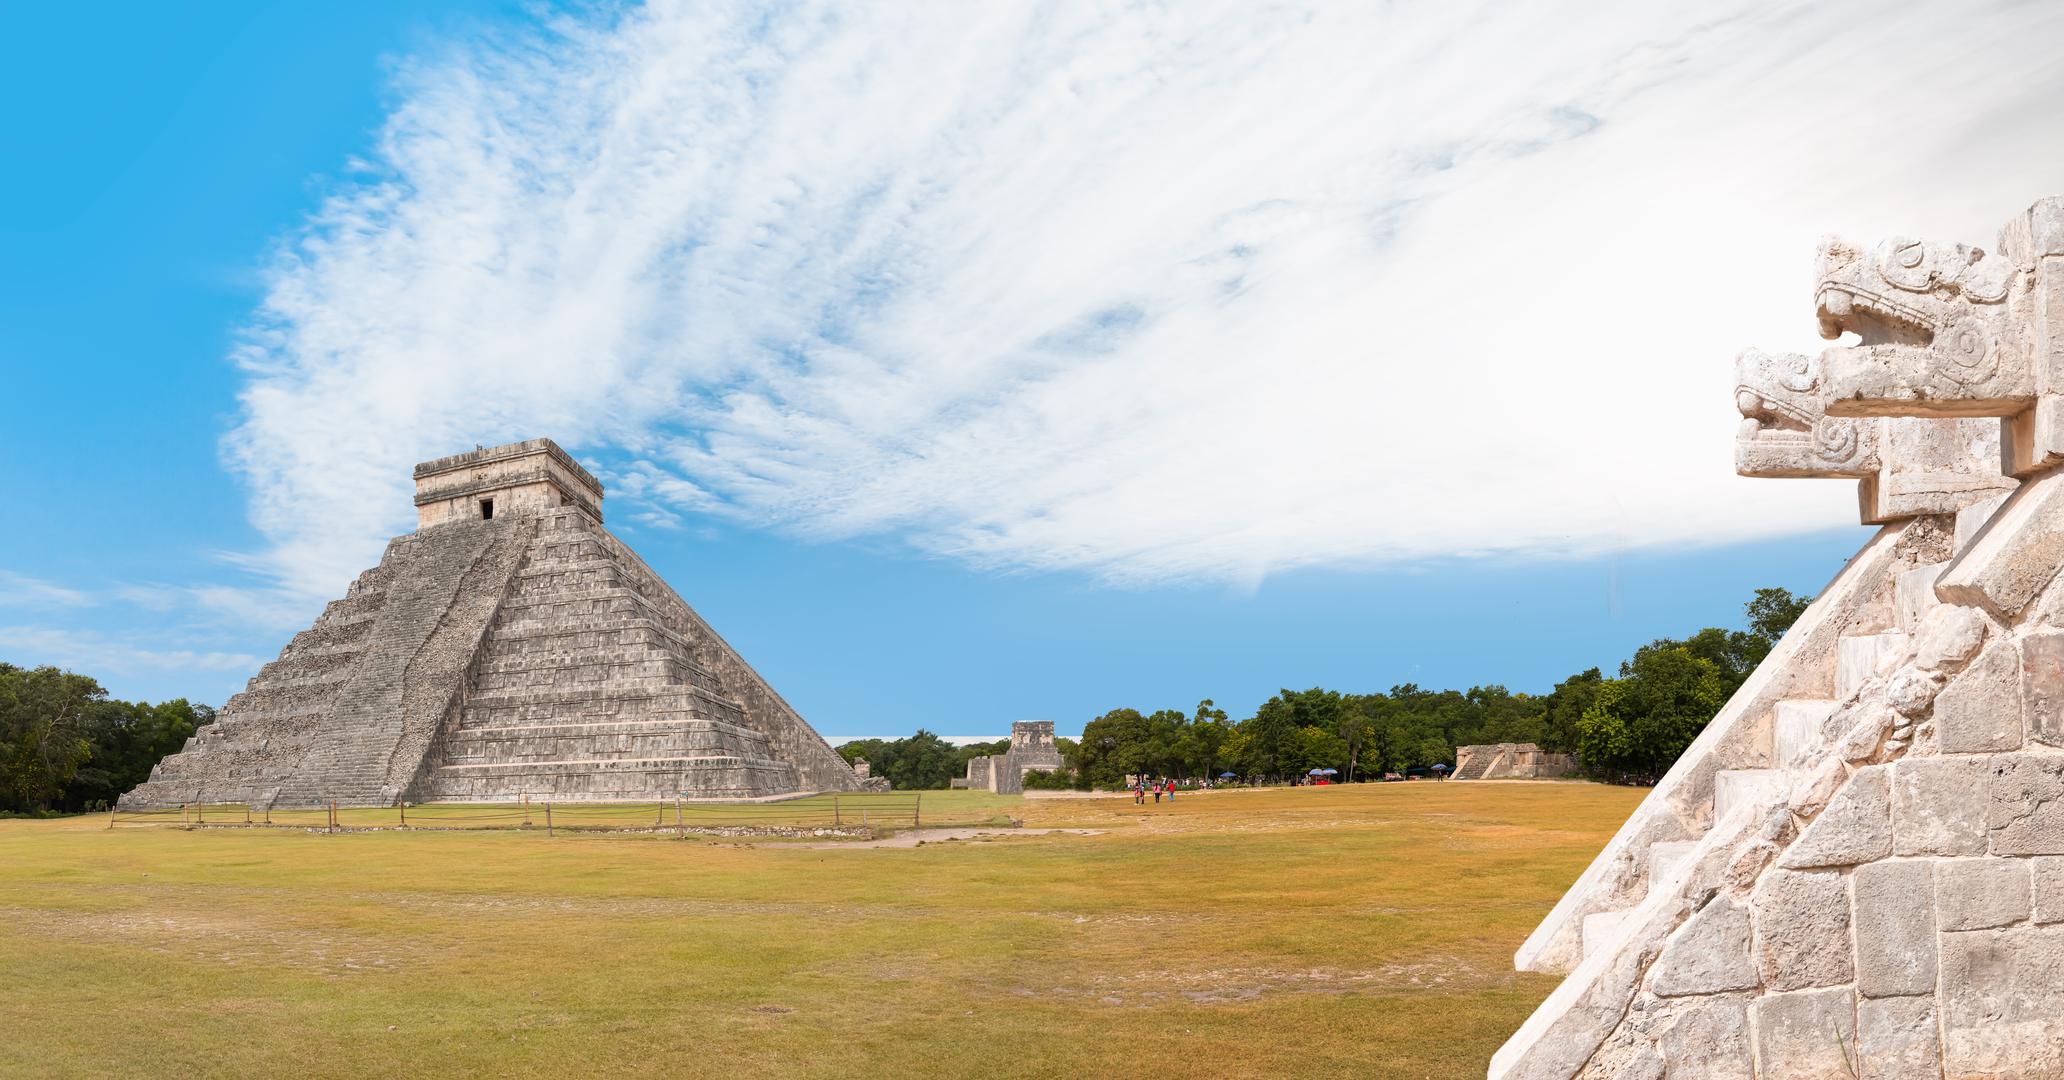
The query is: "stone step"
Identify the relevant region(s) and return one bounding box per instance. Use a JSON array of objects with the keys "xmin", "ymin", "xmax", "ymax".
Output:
[
  {"xmin": 1645, "ymin": 840, "xmax": 1698, "ymax": 898},
  {"xmin": 475, "ymin": 647, "xmax": 683, "ymax": 676},
  {"xmin": 1835, "ymin": 631, "xmax": 1909, "ymax": 698},
  {"xmin": 461, "ymin": 684, "xmax": 748, "ymax": 727},
  {"xmin": 439, "ymin": 718, "xmax": 774, "ymax": 762},
  {"xmin": 1895, "ymin": 563, "xmax": 1945, "ymax": 633},
  {"xmin": 1713, "ymin": 768, "xmax": 1787, "ymax": 821},
  {"xmin": 1773, "ymin": 699, "xmax": 1837, "ymax": 768},
  {"xmin": 1954, "ymin": 491, "xmax": 2012, "ymax": 556},
  {"xmin": 1581, "ymin": 909, "xmax": 1634, "ymax": 960},
  {"xmin": 446, "ymin": 716, "xmax": 762, "ymax": 737},
  {"xmin": 424, "ymin": 754, "xmax": 800, "ymax": 802}
]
